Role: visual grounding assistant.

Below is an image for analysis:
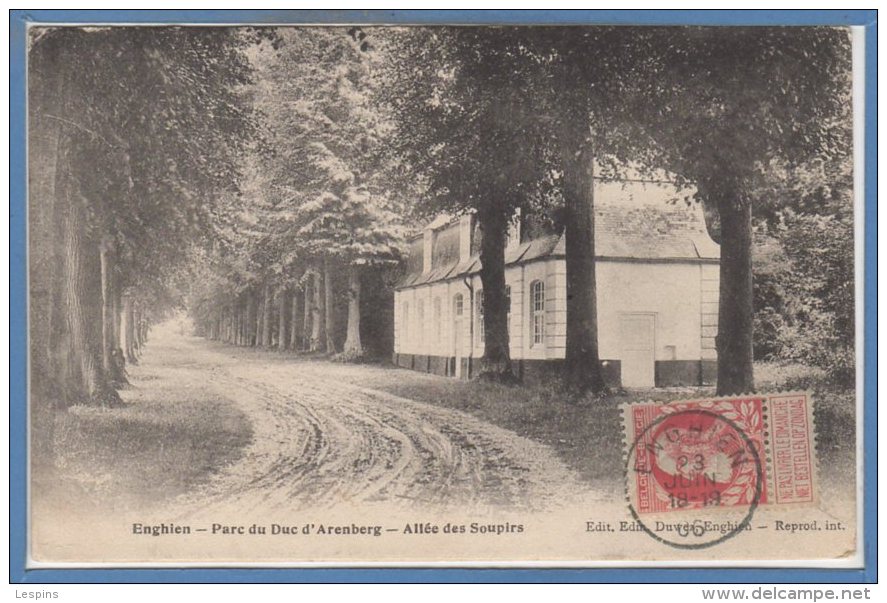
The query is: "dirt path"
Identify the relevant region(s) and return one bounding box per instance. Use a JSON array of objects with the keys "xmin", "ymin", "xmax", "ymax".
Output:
[{"xmin": 145, "ymin": 327, "xmax": 596, "ymax": 518}]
